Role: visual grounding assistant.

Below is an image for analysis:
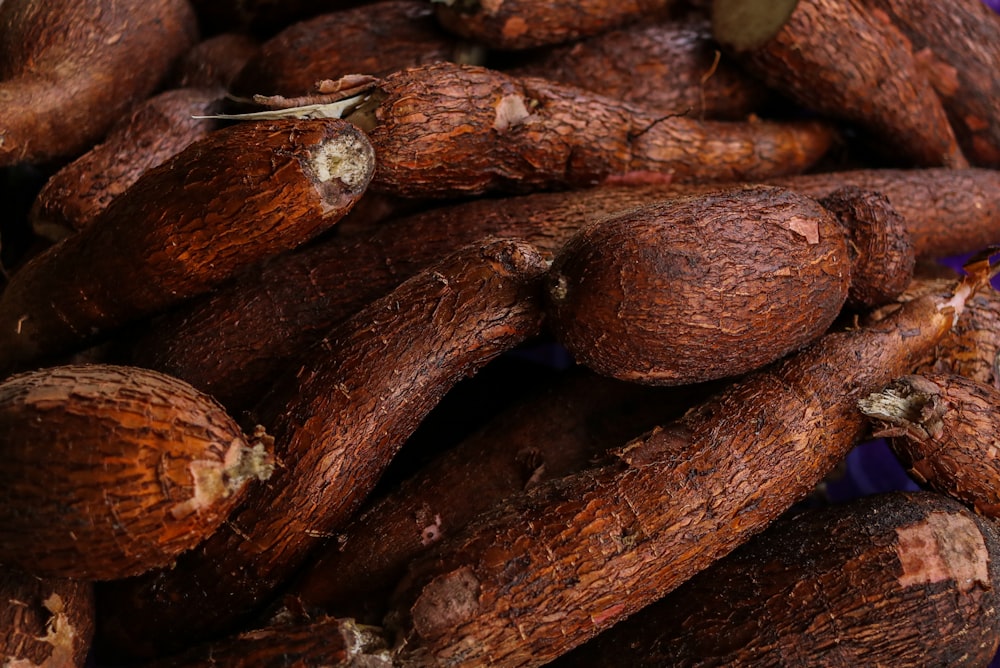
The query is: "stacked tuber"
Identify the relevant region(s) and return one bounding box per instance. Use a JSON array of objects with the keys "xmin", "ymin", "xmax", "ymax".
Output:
[{"xmin": 0, "ymin": 1, "xmax": 999, "ymax": 666}]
